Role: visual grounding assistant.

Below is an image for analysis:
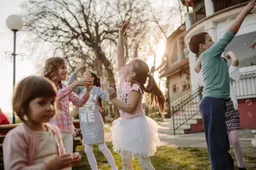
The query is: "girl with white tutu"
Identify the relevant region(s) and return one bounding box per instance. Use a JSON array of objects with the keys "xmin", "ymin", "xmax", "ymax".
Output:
[{"xmin": 108, "ymin": 21, "xmax": 165, "ymax": 170}]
